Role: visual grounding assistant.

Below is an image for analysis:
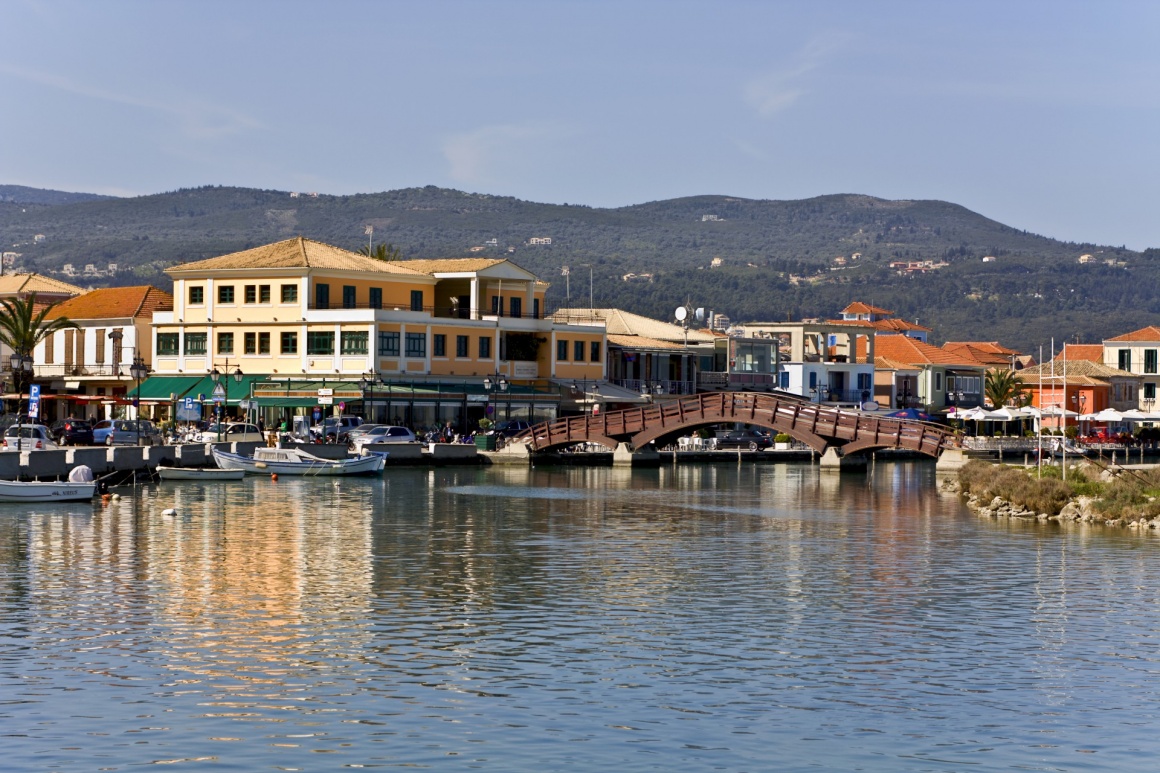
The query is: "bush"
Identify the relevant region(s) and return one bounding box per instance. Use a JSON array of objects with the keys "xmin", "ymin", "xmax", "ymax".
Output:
[{"xmin": 774, "ymin": 433, "xmax": 792, "ymax": 443}]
